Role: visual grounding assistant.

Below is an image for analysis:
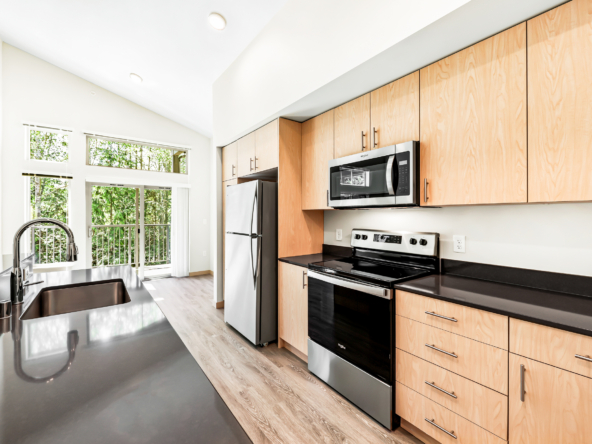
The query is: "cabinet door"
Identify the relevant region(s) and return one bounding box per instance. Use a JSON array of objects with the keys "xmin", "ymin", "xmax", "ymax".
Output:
[
  {"xmin": 370, "ymin": 71, "xmax": 419, "ymax": 149},
  {"xmin": 302, "ymin": 110, "xmax": 334, "ymax": 210},
  {"xmin": 334, "ymin": 93, "xmax": 370, "ymax": 158},
  {"xmin": 222, "ymin": 142, "xmax": 238, "ymax": 182},
  {"xmin": 509, "ymin": 354, "xmax": 592, "ymax": 444},
  {"xmin": 278, "ymin": 261, "xmax": 308, "ymax": 356},
  {"xmin": 420, "ymin": 23, "xmax": 527, "ymax": 206},
  {"xmin": 255, "ymin": 119, "xmax": 279, "ymax": 173},
  {"xmin": 528, "ymin": 0, "xmax": 592, "ymax": 202},
  {"xmin": 237, "ymin": 132, "xmax": 256, "ymax": 177}
]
